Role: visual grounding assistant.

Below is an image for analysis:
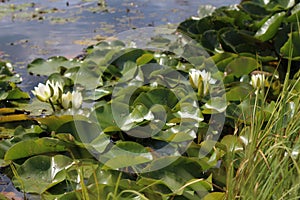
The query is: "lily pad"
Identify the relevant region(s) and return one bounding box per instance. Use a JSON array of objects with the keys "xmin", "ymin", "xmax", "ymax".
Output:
[
  {"xmin": 13, "ymin": 155, "xmax": 73, "ymax": 194},
  {"xmin": 255, "ymin": 12, "xmax": 285, "ymax": 42},
  {"xmin": 226, "ymin": 83, "xmax": 253, "ymax": 101},
  {"xmin": 225, "ymin": 56, "xmax": 259, "ymax": 78},
  {"xmin": 102, "ymin": 141, "xmax": 152, "ymax": 169},
  {"xmin": 28, "ymin": 56, "xmax": 82, "ymax": 76},
  {"xmin": 4, "ymin": 138, "xmax": 70, "ymax": 160}
]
